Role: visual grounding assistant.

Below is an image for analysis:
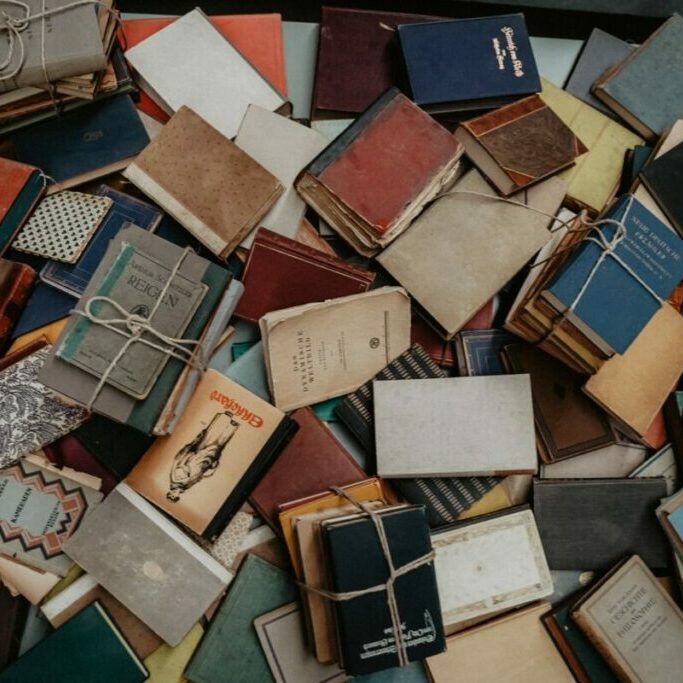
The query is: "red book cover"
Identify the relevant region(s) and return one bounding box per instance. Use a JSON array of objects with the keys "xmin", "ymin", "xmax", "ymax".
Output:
[
  {"xmin": 0, "ymin": 260, "xmax": 36, "ymax": 350},
  {"xmin": 121, "ymin": 14, "xmax": 287, "ymax": 122},
  {"xmin": 0, "ymin": 158, "xmax": 43, "ymax": 257},
  {"xmin": 235, "ymin": 228, "xmax": 376, "ymax": 323},
  {"xmin": 250, "ymin": 407, "xmax": 367, "ymax": 528}
]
